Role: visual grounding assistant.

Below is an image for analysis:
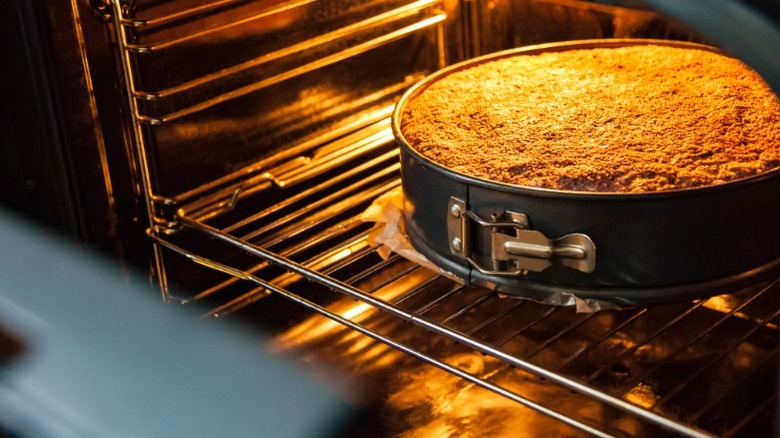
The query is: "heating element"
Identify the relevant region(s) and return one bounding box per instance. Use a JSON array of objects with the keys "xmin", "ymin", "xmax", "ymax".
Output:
[{"xmin": 96, "ymin": 0, "xmax": 779, "ymax": 436}]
